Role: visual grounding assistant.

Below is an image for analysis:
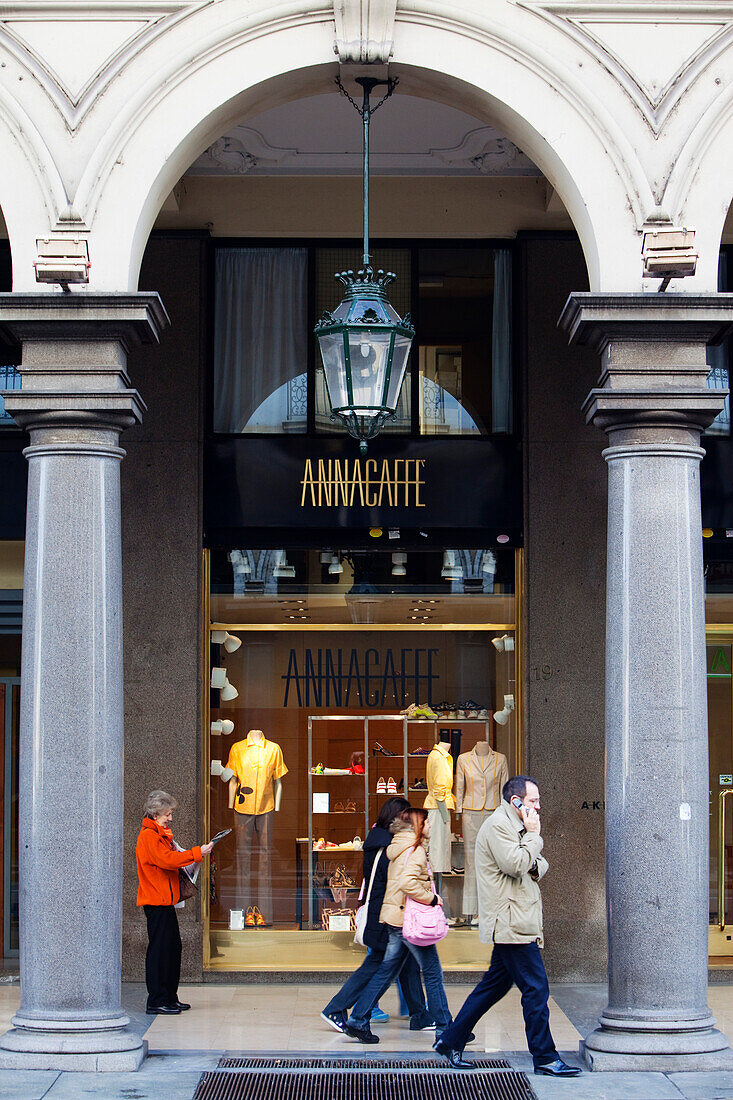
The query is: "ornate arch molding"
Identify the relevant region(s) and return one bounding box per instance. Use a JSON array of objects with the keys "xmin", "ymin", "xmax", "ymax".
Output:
[
  {"xmin": 0, "ymin": 2, "xmax": 213, "ymax": 131},
  {"xmin": 520, "ymin": 1, "xmax": 733, "ymax": 135}
]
